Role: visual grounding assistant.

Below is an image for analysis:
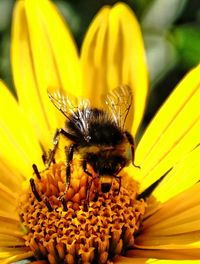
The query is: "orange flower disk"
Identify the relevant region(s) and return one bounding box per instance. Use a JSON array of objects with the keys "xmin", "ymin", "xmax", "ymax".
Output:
[{"xmin": 18, "ymin": 162, "xmax": 146, "ymax": 264}]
